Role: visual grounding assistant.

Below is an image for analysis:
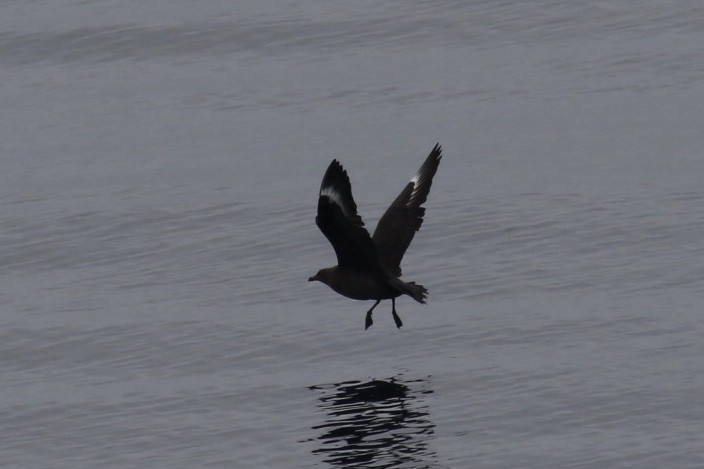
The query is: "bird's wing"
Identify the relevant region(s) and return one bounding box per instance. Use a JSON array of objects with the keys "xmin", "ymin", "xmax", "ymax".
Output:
[
  {"xmin": 315, "ymin": 160, "xmax": 380, "ymax": 271},
  {"xmin": 372, "ymin": 143, "xmax": 443, "ymax": 277}
]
